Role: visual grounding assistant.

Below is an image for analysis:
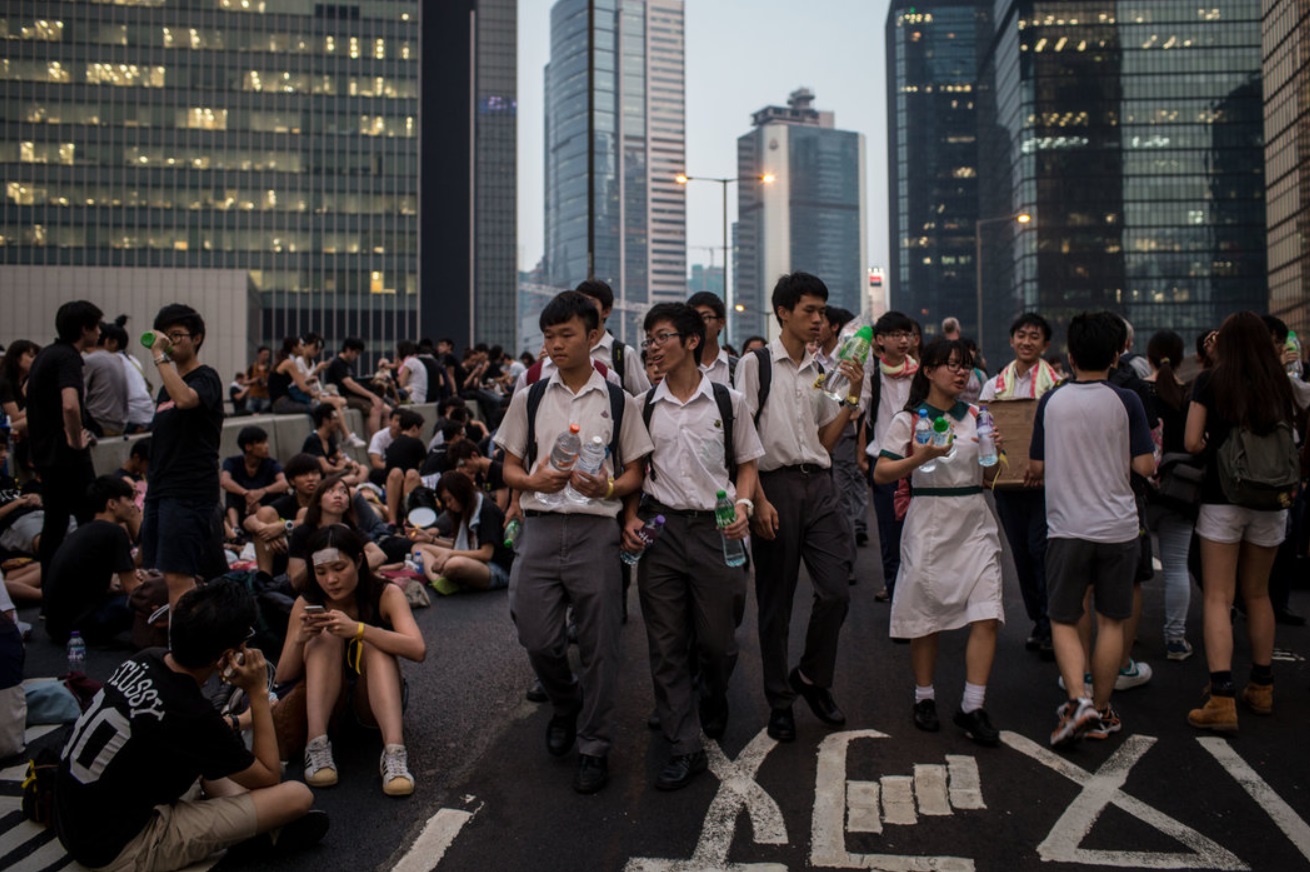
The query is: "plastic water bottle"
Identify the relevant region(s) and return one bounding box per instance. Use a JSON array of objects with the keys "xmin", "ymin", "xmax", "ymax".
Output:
[
  {"xmin": 537, "ymin": 424, "xmax": 582, "ymax": 508},
  {"xmin": 503, "ymin": 518, "xmax": 522, "ymax": 548},
  {"xmin": 914, "ymin": 408, "xmax": 937, "ymax": 474},
  {"xmin": 976, "ymin": 406, "xmax": 998, "ymax": 468},
  {"xmin": 412, "ymin": 550, "xmax": 424, "ymax": 577},
  {"xmin": 714, "ymin": 490, "xmax": 747, "ymax": 568},
  {"xmin": 565, "ymin": 436, "xmax": 607, "ymax": 504},
  {"xmin": 931, "ymin": 416, "xmax": 952, "ymax": 458},
  {"xmin": 819, "ymin": 325, "xmax": 874, "ymax": 401},
  {"xmin": 621, "ymin": 515, "xmax": 666, "ymax": 566},
  {"xmin": 67, "ymin": 631, "xmax": 87, "ymax": 674},
  {"xmin": 1287, "ymin": 331, "xmax": 1302, "ymax": 380}
]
